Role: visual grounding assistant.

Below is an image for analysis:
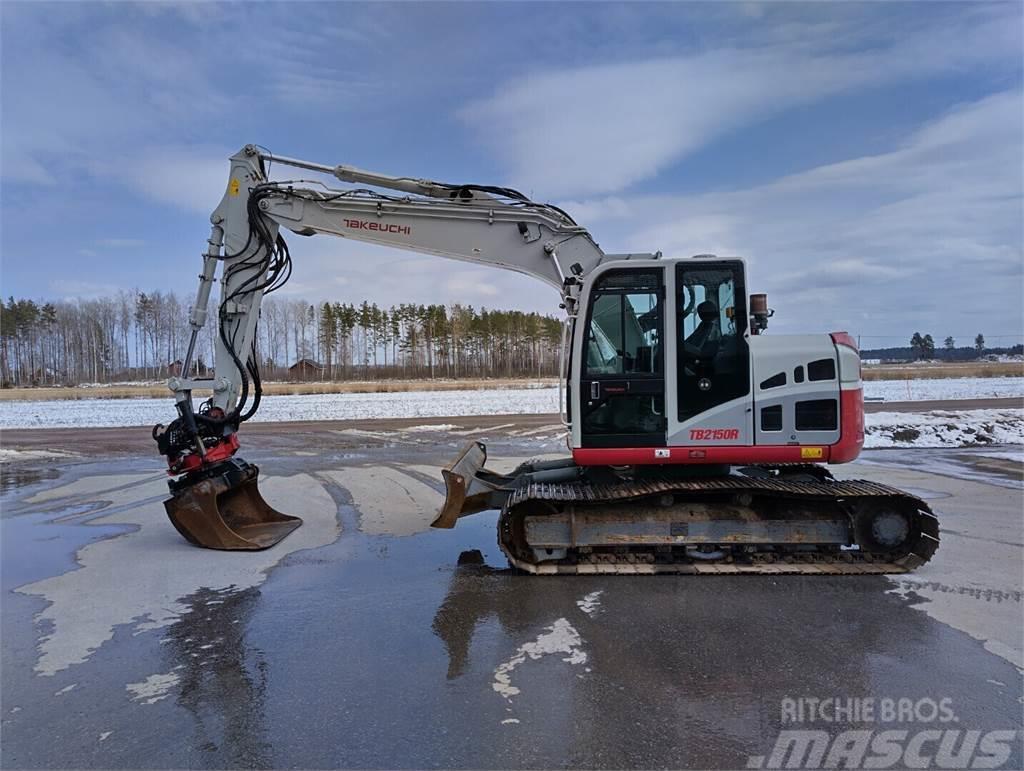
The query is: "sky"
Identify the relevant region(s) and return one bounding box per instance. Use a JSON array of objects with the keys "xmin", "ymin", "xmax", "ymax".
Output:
[{"xmin": 1, "ymin": 1, "xmax": 1021, "ymax": 346}]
